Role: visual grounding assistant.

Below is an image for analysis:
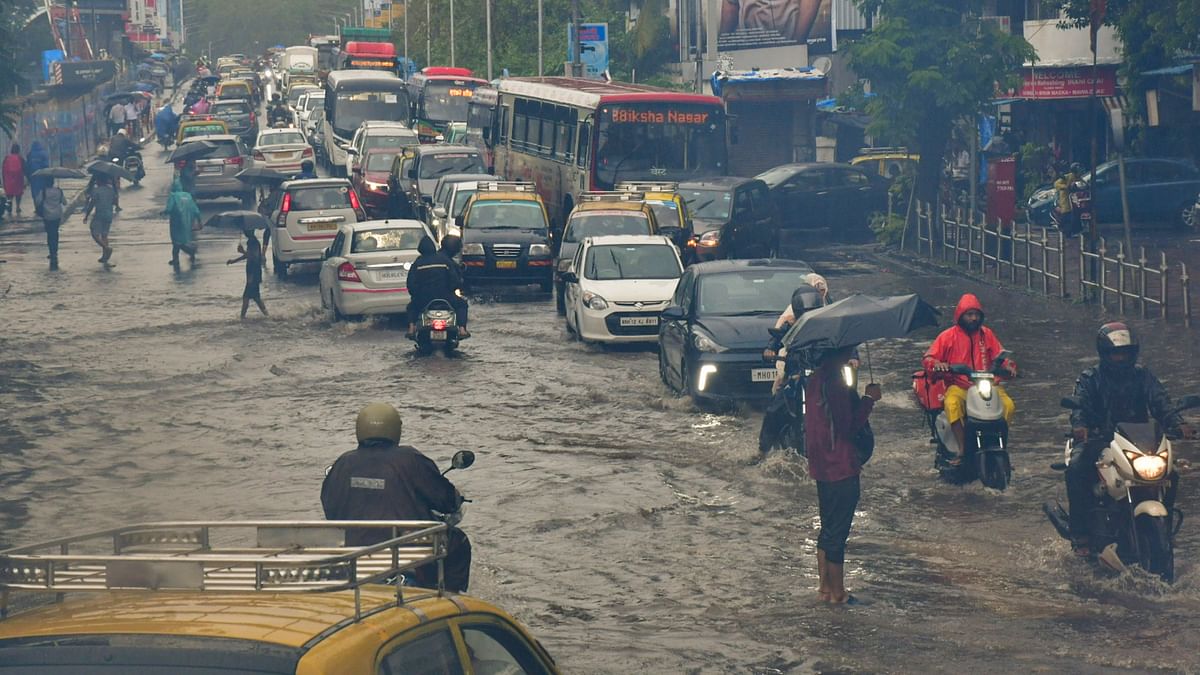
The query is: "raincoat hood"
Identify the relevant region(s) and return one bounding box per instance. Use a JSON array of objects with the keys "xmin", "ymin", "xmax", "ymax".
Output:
[
  {"xmin": 417, "ymin": 235, "xmax": 437, "ymax": 256},
  {"xmin": 953, "ymin": 293, "xmax": 984, "ymax": 323}
]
